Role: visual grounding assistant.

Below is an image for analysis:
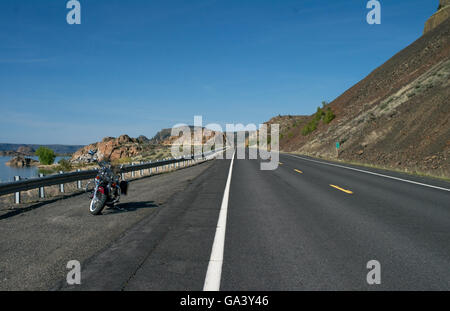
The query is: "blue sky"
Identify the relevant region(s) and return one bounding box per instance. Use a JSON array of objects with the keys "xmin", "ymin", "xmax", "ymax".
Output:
[{"xmin": 0, "ymin": 0, "xmax": 436, "ymax": 145}]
